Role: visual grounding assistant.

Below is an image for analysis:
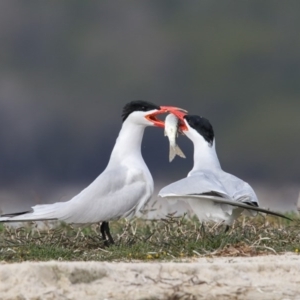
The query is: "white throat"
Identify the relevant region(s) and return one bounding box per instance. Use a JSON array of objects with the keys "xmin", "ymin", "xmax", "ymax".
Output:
[
  {"xmin": 109, "ymin": 120, "xmax": 146, "ymax": 164},
  {"xmin": 189, "ymin": 137, "xmax": 221, "ymax": 174}
]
